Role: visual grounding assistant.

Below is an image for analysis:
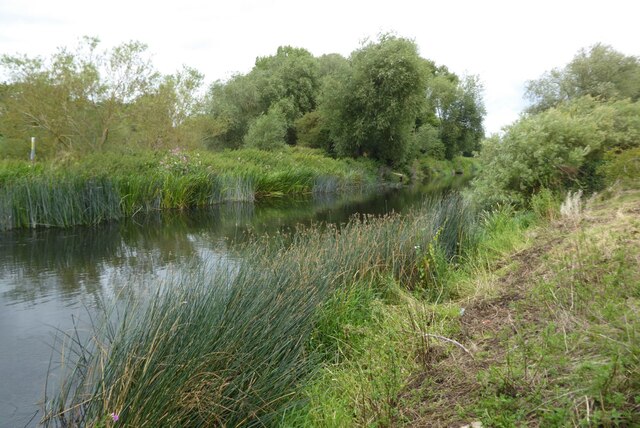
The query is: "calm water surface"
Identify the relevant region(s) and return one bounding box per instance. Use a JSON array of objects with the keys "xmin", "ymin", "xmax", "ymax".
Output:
[{"xmin": 0, "ymin": 180, "xmax": 465, "ymax": 427}]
